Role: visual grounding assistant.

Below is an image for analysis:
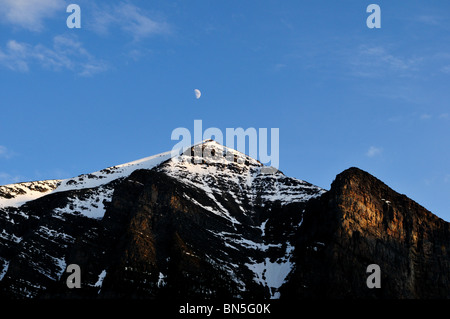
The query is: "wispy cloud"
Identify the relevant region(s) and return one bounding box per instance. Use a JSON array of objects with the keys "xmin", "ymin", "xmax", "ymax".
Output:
[
  {"xmin": 445, "ymin": 174, "xmax": 450, "ymax": 184},
  {"xmin": 0, "ymin": 35, "xmax": 108, "ymax": 76},
  {"xmin": 417, "ymin": 15, "xmax": 438, "ymax": 26},
  {"xmin": 420, "ymin": 113, "xmax": 432, "ymax": 120},
  {"xmin": 441, "ymin": 65, "xmax": 450, "ymax": 74},
  {"xmin": 0, "ymin": 146, "xmax": 15, "ymax": 159},
  {"xmin": 0, "ymin": 172, "xmax": 24, "ymax": 185},
  {"xmin": 349, "ymin": 44, "xmax": 450, "ymax": 80},
  {"xmin": 0, "ymin": 0, "xmax": 65, "ymax": 31},
  {"xmin": 273, "ymin": 63, "xmax": 287, "ymax": 72},
  {"xmin": 366, "ymin": 146, "xmax": 383, "ymax": 158},
  {"xmin": 0, "ymin": 1, "xmax": 170, "ymax": 74},
  {"xmin": 417, "ymin": 112, "xmax": 450, "ymax": 121},
  {"xmin": 350, "ymin": 45, "xmax": 422, "ymax": 78},
  {"xmin": 89, "ymin": 2, "xmax": 170, "ymax": 41},
  {"xmin": 0, "ymin": 0, "xmax": 170, "ymax": 40},
  {"xmin": 33, "ymin": 168, "xmax": 70, "ymax": 180},
  {"xmin": 388, "ymin": 112, "xmax": 450, "ymax": 124},
  {"xmin": 417, "ymin": 15, "xmax": 445, "ymax": 27}
]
